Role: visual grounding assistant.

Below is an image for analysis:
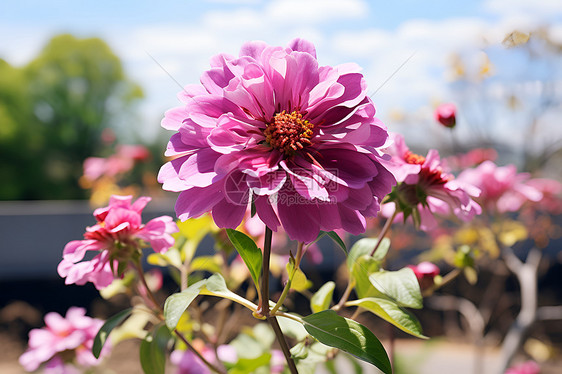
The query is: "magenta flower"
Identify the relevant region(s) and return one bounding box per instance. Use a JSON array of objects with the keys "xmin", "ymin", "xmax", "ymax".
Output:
[
  {"xmin": 381, "ymin": 133, "xmax": 481, "ymax": 230},
  {"xmin": 434, "ymin": 103, "xmax": 457, "ymax": 128},
  {"xmin": 19, "ymin": 307, "xmax": 107, "ymax": 372},
  {"xmin": 158, "ymin": 39, "xmax": 395, "ymax": 243},
  {"xmin": 504, "ymin": 360, "xmax": 540, "ymax": 374},
  {"xmin": 408, "ymin": 261, "xmax": 440, "ymax": 290},
  {"xmin": 58, "ymin": 195, "xmax": 178, "ymax": 289},
  {"xmin": 456, "ymin": 161, "xmax": 542, "ymax": 213}
]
